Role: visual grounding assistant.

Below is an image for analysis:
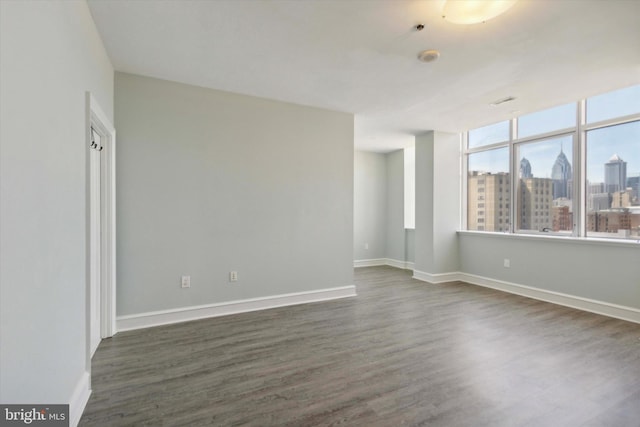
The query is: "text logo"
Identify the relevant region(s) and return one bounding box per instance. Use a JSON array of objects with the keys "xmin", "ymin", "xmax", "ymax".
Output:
[{"xmin": 1, "ymin": 405, "xmax": 68, "ymax": 426}]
